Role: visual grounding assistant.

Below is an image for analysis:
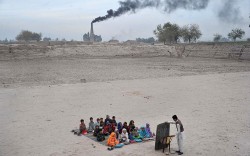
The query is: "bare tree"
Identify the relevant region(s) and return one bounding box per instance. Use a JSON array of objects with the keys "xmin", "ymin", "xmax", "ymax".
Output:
[{"xmin": 228, "ymin": 28, "xmax": 245, "ymax": 42}]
